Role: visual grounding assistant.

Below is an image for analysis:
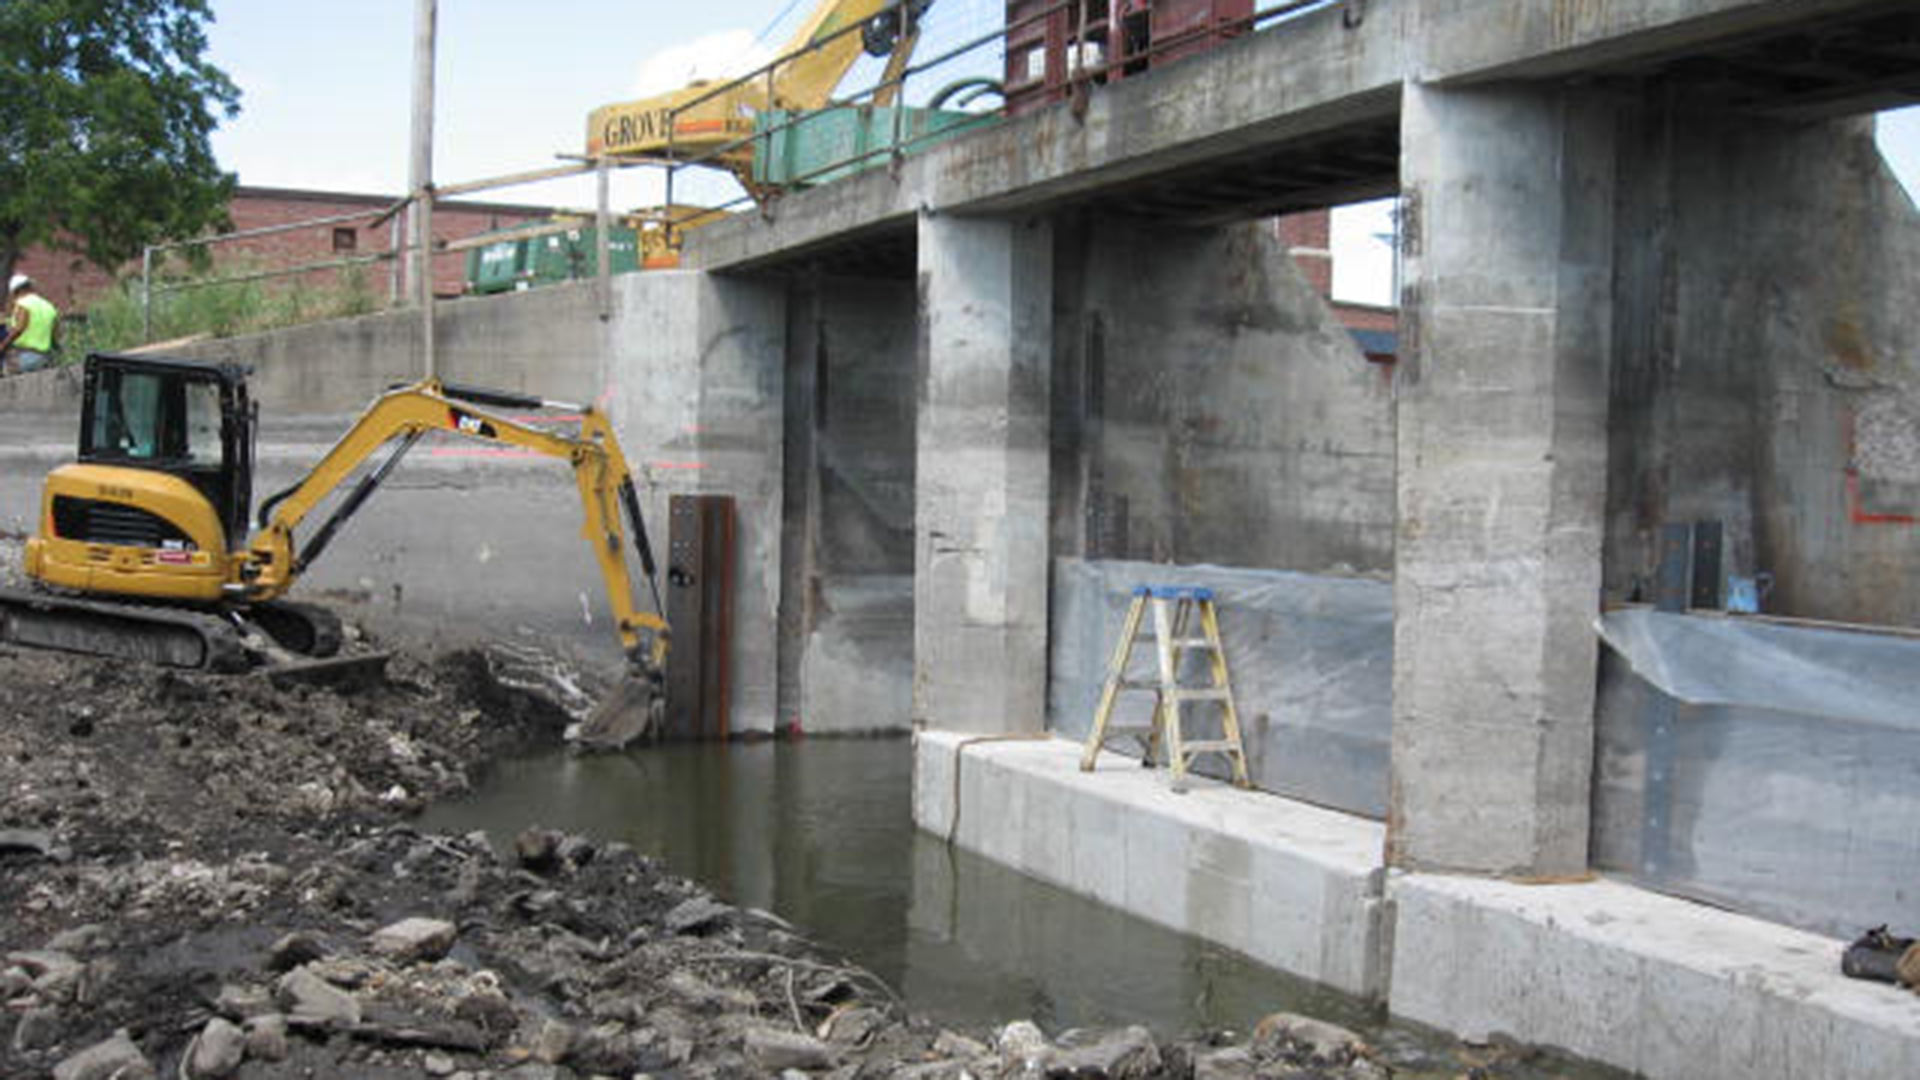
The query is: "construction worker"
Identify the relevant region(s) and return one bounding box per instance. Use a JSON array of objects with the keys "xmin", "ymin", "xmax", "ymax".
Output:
[{"xmin": 2, "ymin": 274, "xmax": 59, "ymax": 376}]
